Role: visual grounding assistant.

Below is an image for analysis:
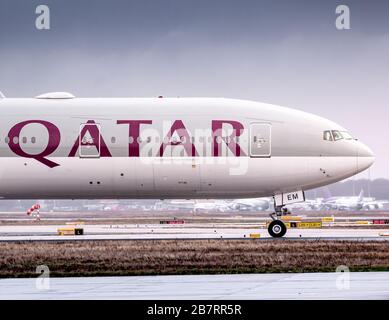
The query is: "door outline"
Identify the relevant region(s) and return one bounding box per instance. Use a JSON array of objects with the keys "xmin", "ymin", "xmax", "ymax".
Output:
[
  {"xmin": 79, "ymin": 123, "xmax": 101, "ymax": 158},
  {"xmin": 249, "ymin": 123, "xmax": 272, "ymax": 157}
]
